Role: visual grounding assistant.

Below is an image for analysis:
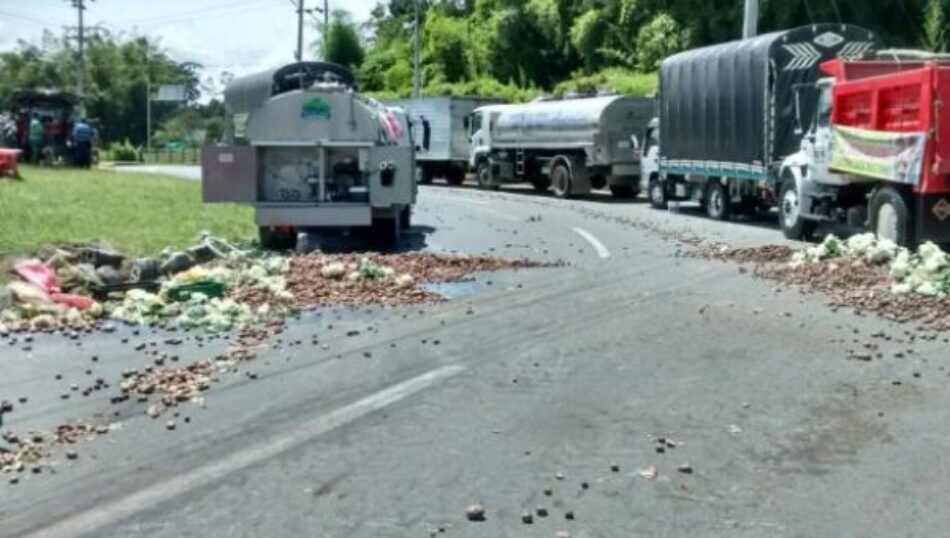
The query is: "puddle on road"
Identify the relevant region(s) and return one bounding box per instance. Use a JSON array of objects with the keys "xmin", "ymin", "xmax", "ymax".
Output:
[{"xmin": 422, "ymin": 278, "xmax": 482, "ymax": 298}]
